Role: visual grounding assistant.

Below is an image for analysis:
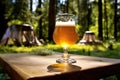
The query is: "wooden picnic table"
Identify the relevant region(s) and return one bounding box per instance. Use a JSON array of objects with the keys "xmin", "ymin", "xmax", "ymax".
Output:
[{"xmin": 0, "ymin": 53, "xmax": 120, "ymax": 80}]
